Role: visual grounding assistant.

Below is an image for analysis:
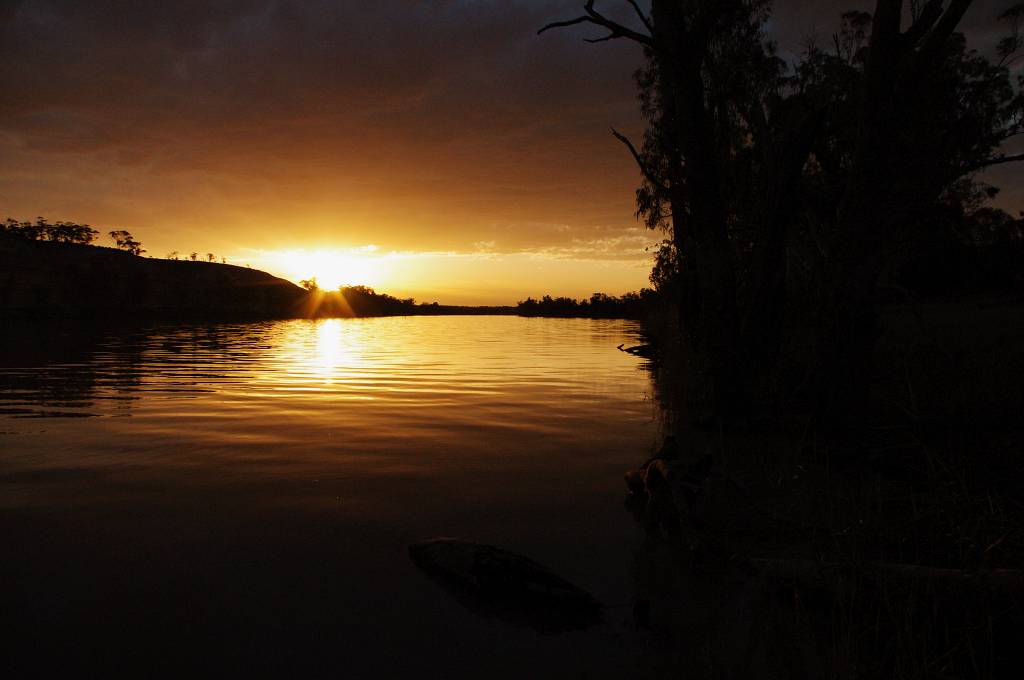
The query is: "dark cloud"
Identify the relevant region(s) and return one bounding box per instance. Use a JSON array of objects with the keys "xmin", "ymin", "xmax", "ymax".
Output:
[
  {"xmin": 1, "ymin": 2, "xmax": 646, "ymax": 250},
  {"xmin": 1, "ymin": 1, "xmax": 1021, "ymax": 298}
]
